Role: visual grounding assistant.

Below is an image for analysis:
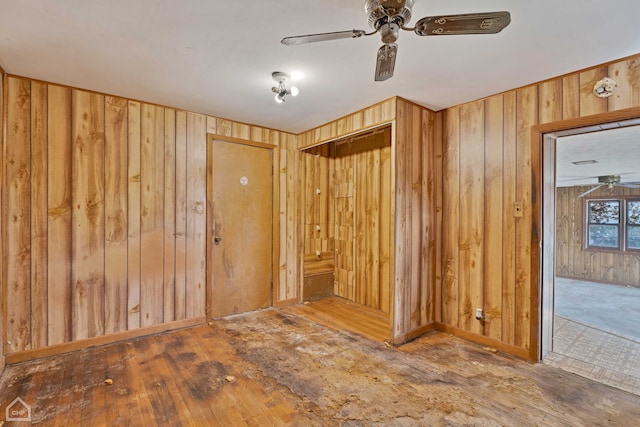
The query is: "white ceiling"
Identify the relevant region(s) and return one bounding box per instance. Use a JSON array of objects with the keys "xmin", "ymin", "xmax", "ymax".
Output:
[
  {"xmin": 556, "ymin": 123, "xmax": 640, "ymax": 188},
  {"xmin": 1, "ymin": 1, "xmax": 640, "ymax": 134}
]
